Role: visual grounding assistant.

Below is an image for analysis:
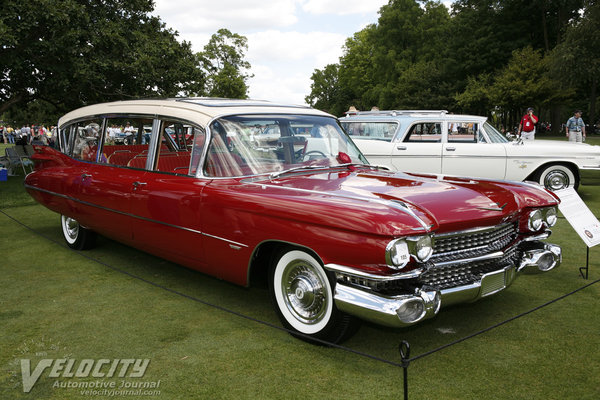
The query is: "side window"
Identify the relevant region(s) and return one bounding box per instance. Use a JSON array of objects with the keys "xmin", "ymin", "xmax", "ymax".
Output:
[
  {"xmin": 342, "ymin": 122, "xmax": 397, "ymax": 141},
  {"xmin": 190, "ymin": 127, "xmax": 206, "ymax": 176},
  {"xmin": 101, "ymin": 117, "xmax": 152, "ymax": 167},
  {"xmin": 59, "ymin": 126, "xmax": 74, "ymax": 154},
  {"xmin": 154, "ymin": 120, "xmax": 201, "ymax": 175},
  {"xmin": 71, "ymin": 119, "xmax": 103, "ymax": 161},
  {"xmin": 448, "ymin": 122, "xmax": 480, "ymax": 143},
  {"xmin": 403, "ymin": 123, "xmax": 441, "ymax": 143}
]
